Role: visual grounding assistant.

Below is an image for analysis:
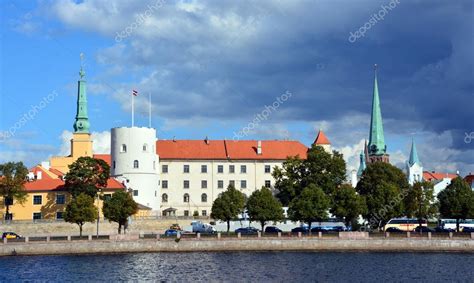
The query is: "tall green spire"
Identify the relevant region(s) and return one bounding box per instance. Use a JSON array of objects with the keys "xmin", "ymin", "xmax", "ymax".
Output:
[
  {"xmin": 408, "ymin": 139, "xmax": 421, "ymax": 166},
  {"xmin": 73, "ymin": 53, "xmax": 90, "ymax": 133},
  {"xmin": 368, "ymin": 64, "xmax": 386, "ymax": 156}
]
